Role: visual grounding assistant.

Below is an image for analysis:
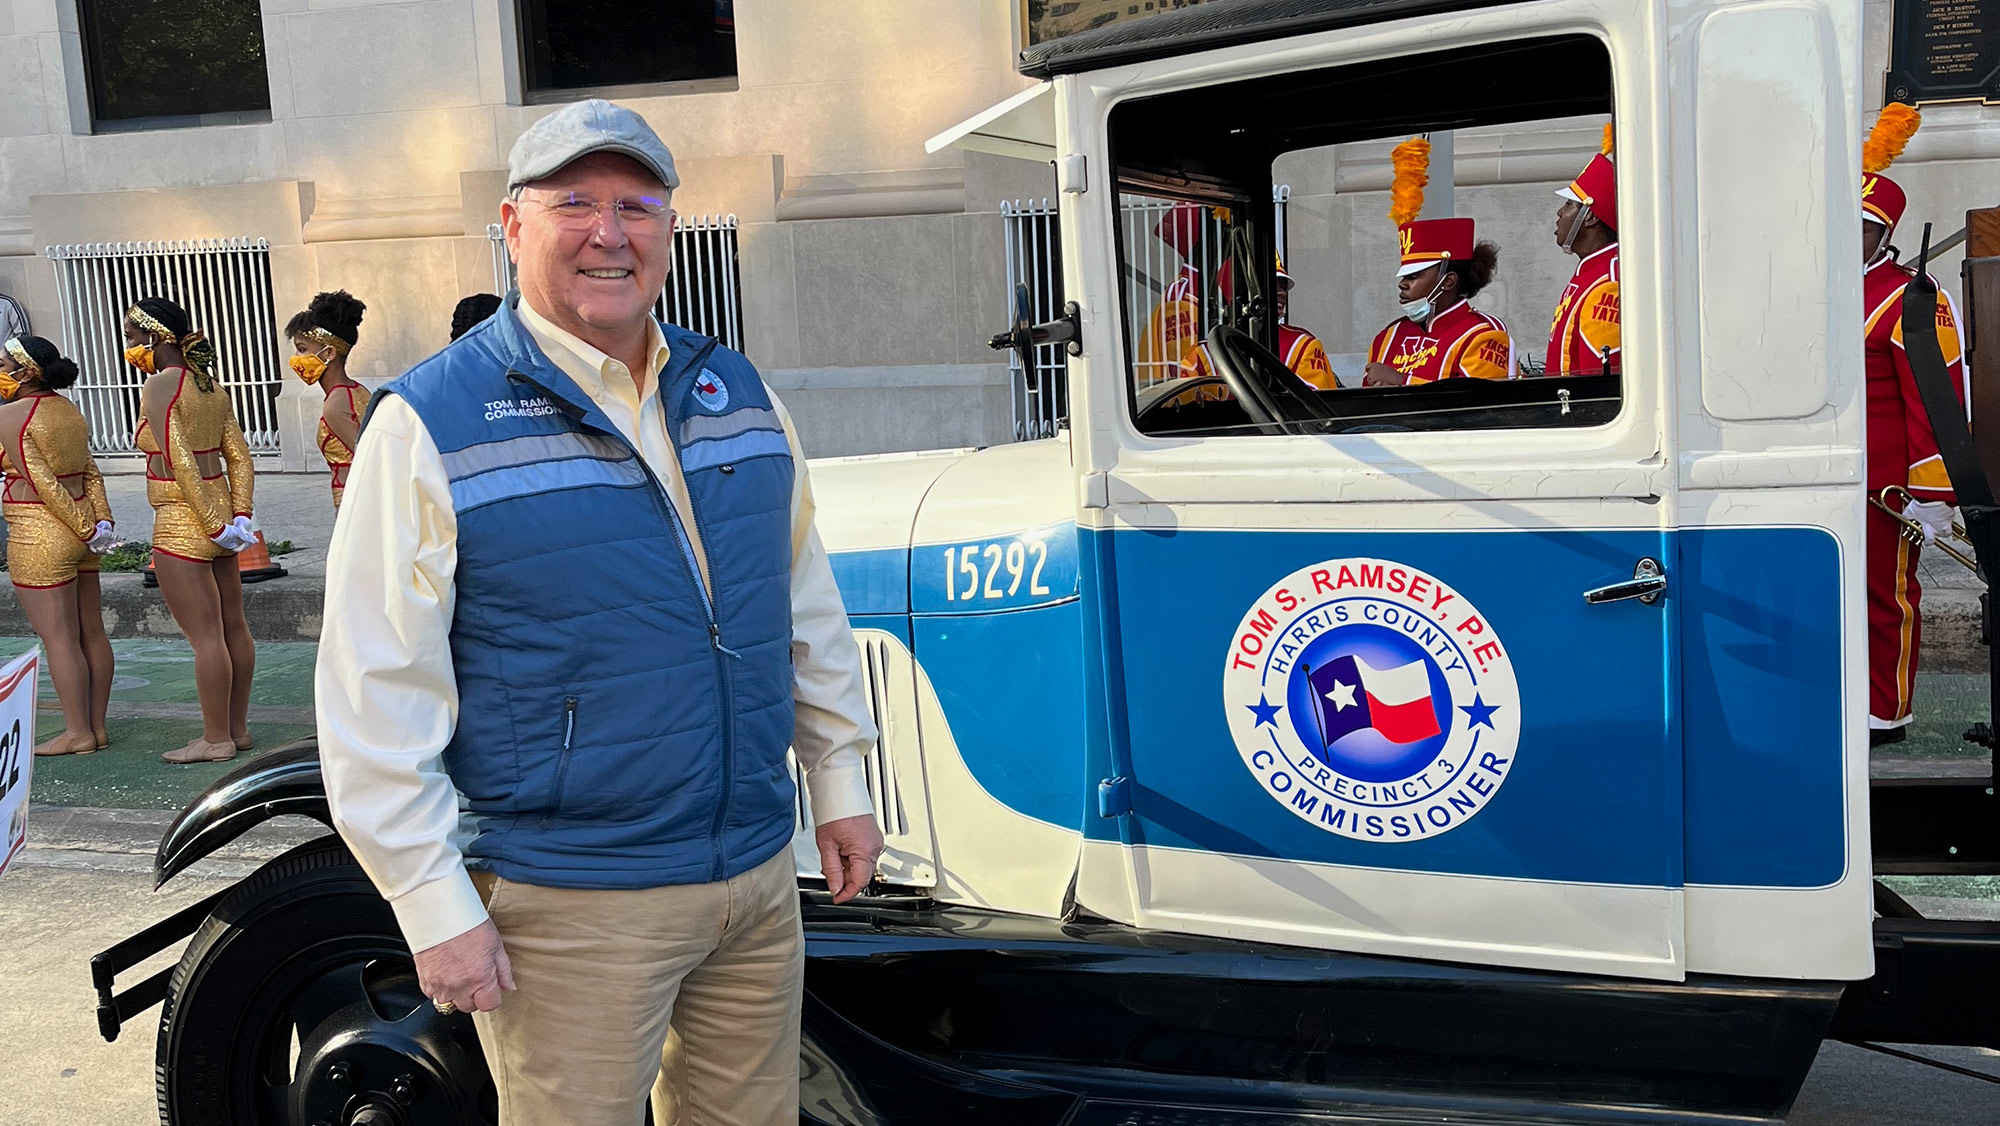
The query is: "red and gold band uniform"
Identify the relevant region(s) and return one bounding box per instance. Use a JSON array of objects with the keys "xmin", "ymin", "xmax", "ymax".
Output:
[
  {"xmin": 1368, "ymin": 300, "xmax": 1514, "ymax": 384},
  {"xmin": 1864, "ymin": 253, "xmax": 1969, "ymax": 731}
]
